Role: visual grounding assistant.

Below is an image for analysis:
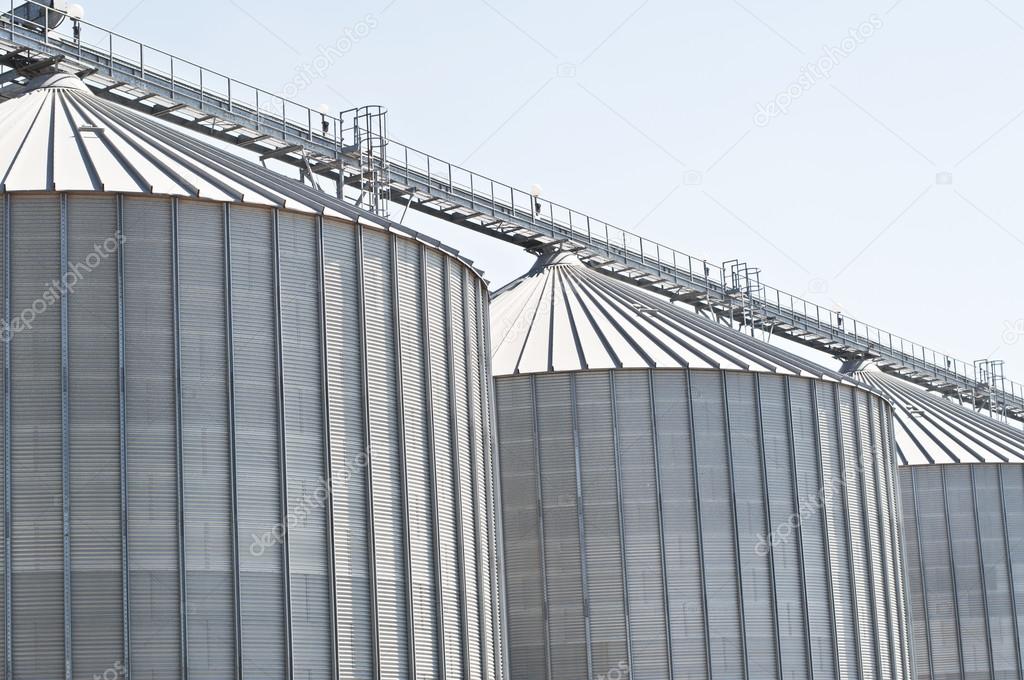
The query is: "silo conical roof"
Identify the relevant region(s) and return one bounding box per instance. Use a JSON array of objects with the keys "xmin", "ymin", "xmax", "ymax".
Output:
[
  {"xmin": 854, "ymin": 366, "xmax": 1024, "ymax": 465},
  {"xmin": 491, "ymin": 249, "xmax": 861, "ymax": 383}
]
